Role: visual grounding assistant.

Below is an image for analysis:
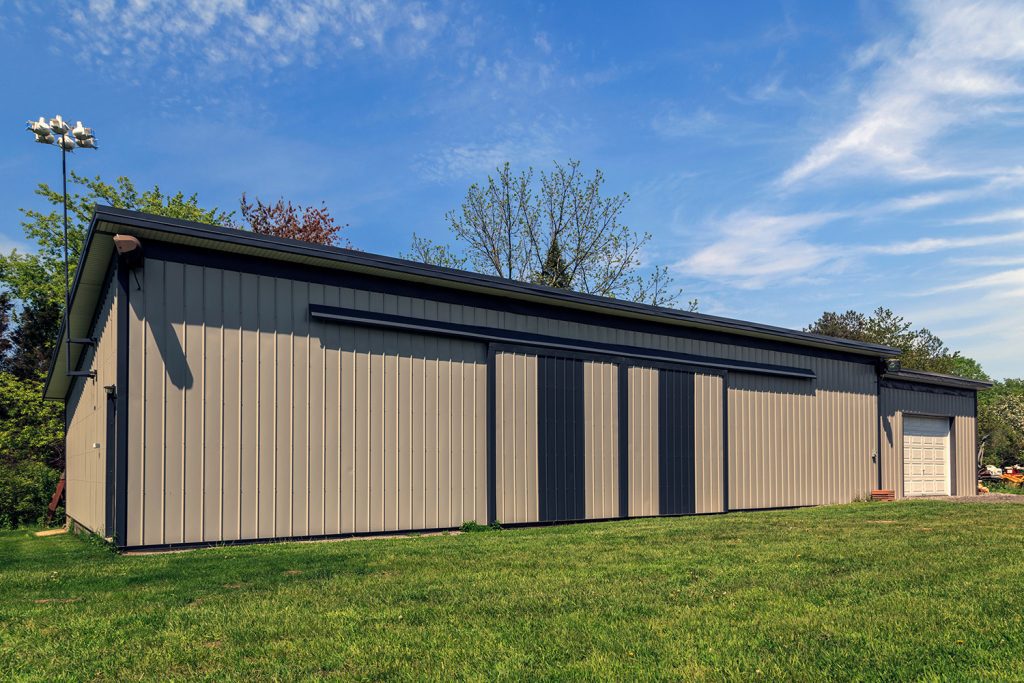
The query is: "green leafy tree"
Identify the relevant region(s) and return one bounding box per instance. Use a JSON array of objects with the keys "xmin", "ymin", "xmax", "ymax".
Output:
[
  {"xmin": 978, "ymin": 379, "xmax": 1024, "ymax": 468},
  {"xmin": 2, "ymin": 173, "xmax": 233, "ymax": 312},
  {"xmin": 402, "ymin": 233, "xmax": 469, "ymax": 270},
  {"xmin": 406, "ymin": 160, "xmax": 694, "ymax": 309},
  {"xmin": 0, "ymin": 174, "xmax": 230, "ymax": 527},
  {"xmin": 806, "ymin": 307, "xmax": 973, "ymax": 376}
]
